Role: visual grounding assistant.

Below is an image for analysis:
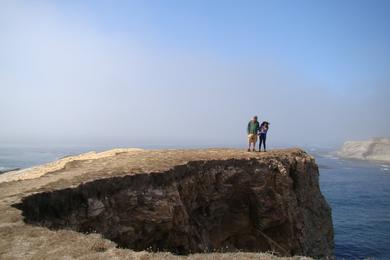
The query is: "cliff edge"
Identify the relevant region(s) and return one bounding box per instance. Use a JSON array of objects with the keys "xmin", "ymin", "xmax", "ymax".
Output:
[
  {"xmin": 0, "ymin": 148, "xmax": 333, "ymax": 259},
  {"xmin": 337, "ymin": 138, "xmax": 390, "ymax": 162}
]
